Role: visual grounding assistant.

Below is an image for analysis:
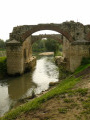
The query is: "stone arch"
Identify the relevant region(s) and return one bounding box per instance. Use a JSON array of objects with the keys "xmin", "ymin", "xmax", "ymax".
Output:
[
  {"xmin": 21, "ymin": 24, "xmax": 73, "ymax": 43},
  {"xmin": 31, "ymin": 34, "xmax": 63, "ymax": 44},
  {"xmin": 8, "ymin": 21, "xmax": 90, "ymax": 75}
]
